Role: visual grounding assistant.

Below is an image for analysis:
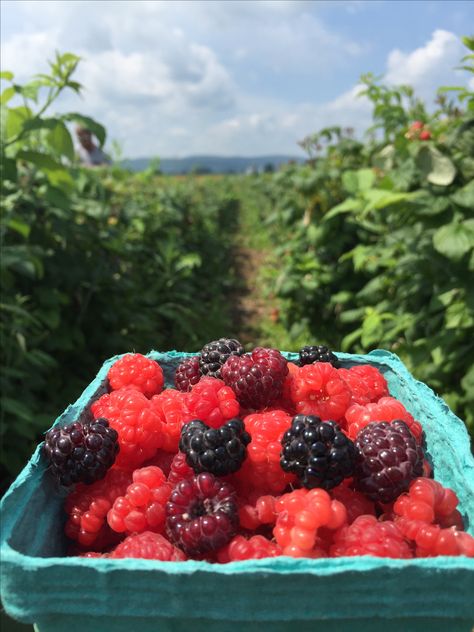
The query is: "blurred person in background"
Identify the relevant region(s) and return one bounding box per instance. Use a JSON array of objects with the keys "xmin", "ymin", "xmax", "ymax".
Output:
[{"xmin": 75, "ymin": 125, "xmax": 111, "ymax": 166}]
